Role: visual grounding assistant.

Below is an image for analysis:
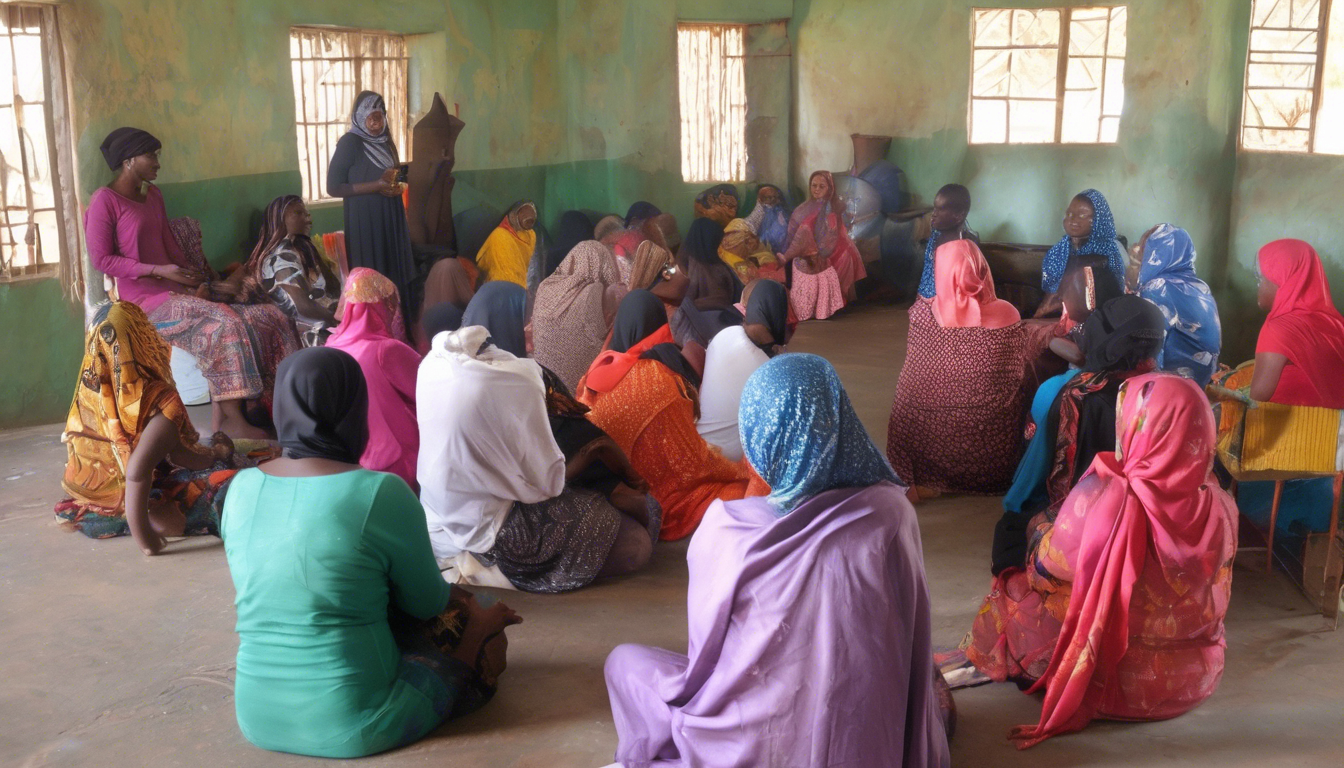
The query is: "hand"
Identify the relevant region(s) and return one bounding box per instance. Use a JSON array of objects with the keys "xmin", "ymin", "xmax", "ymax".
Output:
[
  {"xmin": 466, "ymin": 597, "xmax": 523, "ymax": 637},
  {"xmin": 378, "ymin": 168, "xmax": 403, "ymax": 197},
  {"xmin": 154, "ymin": 264, "xmax": 207, "ymax": 287},
  {"xmin": 622, "ymin": 468, "xmax": 650, "ymax": 494},
  {"xmin": 210, "ymin": 281, "xmax": 240, "ymax": 301}
]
